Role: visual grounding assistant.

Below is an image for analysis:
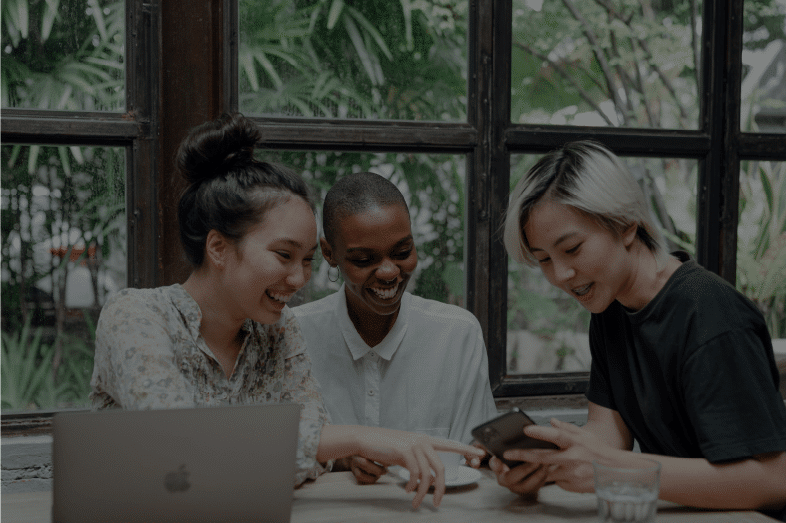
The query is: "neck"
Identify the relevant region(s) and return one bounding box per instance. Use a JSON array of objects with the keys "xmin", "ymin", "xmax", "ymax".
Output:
[
  {"xmin": 617, "ymin": 245, "xmax": 680, "ymax": 311},
  {"xmin": 182, "ymin": 271, "xmax": 245, "ymax": 376},
  {"xmin": 344, "ymin": 289, "xmax": 400, "ymax": 348}
]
